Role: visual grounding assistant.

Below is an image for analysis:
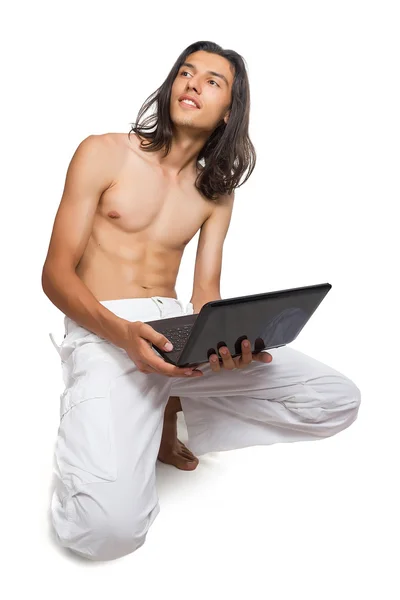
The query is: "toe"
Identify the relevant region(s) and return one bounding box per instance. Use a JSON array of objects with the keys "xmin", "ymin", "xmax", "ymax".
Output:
[
  {"xmin": 180, "ymin": 449, "xmax": 198, "ymax": 464},
  {"xmin": 178, "ymin": 441, "xmax": 197, "ymax": 459},
  {"xmin": 176, "ymin": 453, "xmax": 199, "ymax": 470}
]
